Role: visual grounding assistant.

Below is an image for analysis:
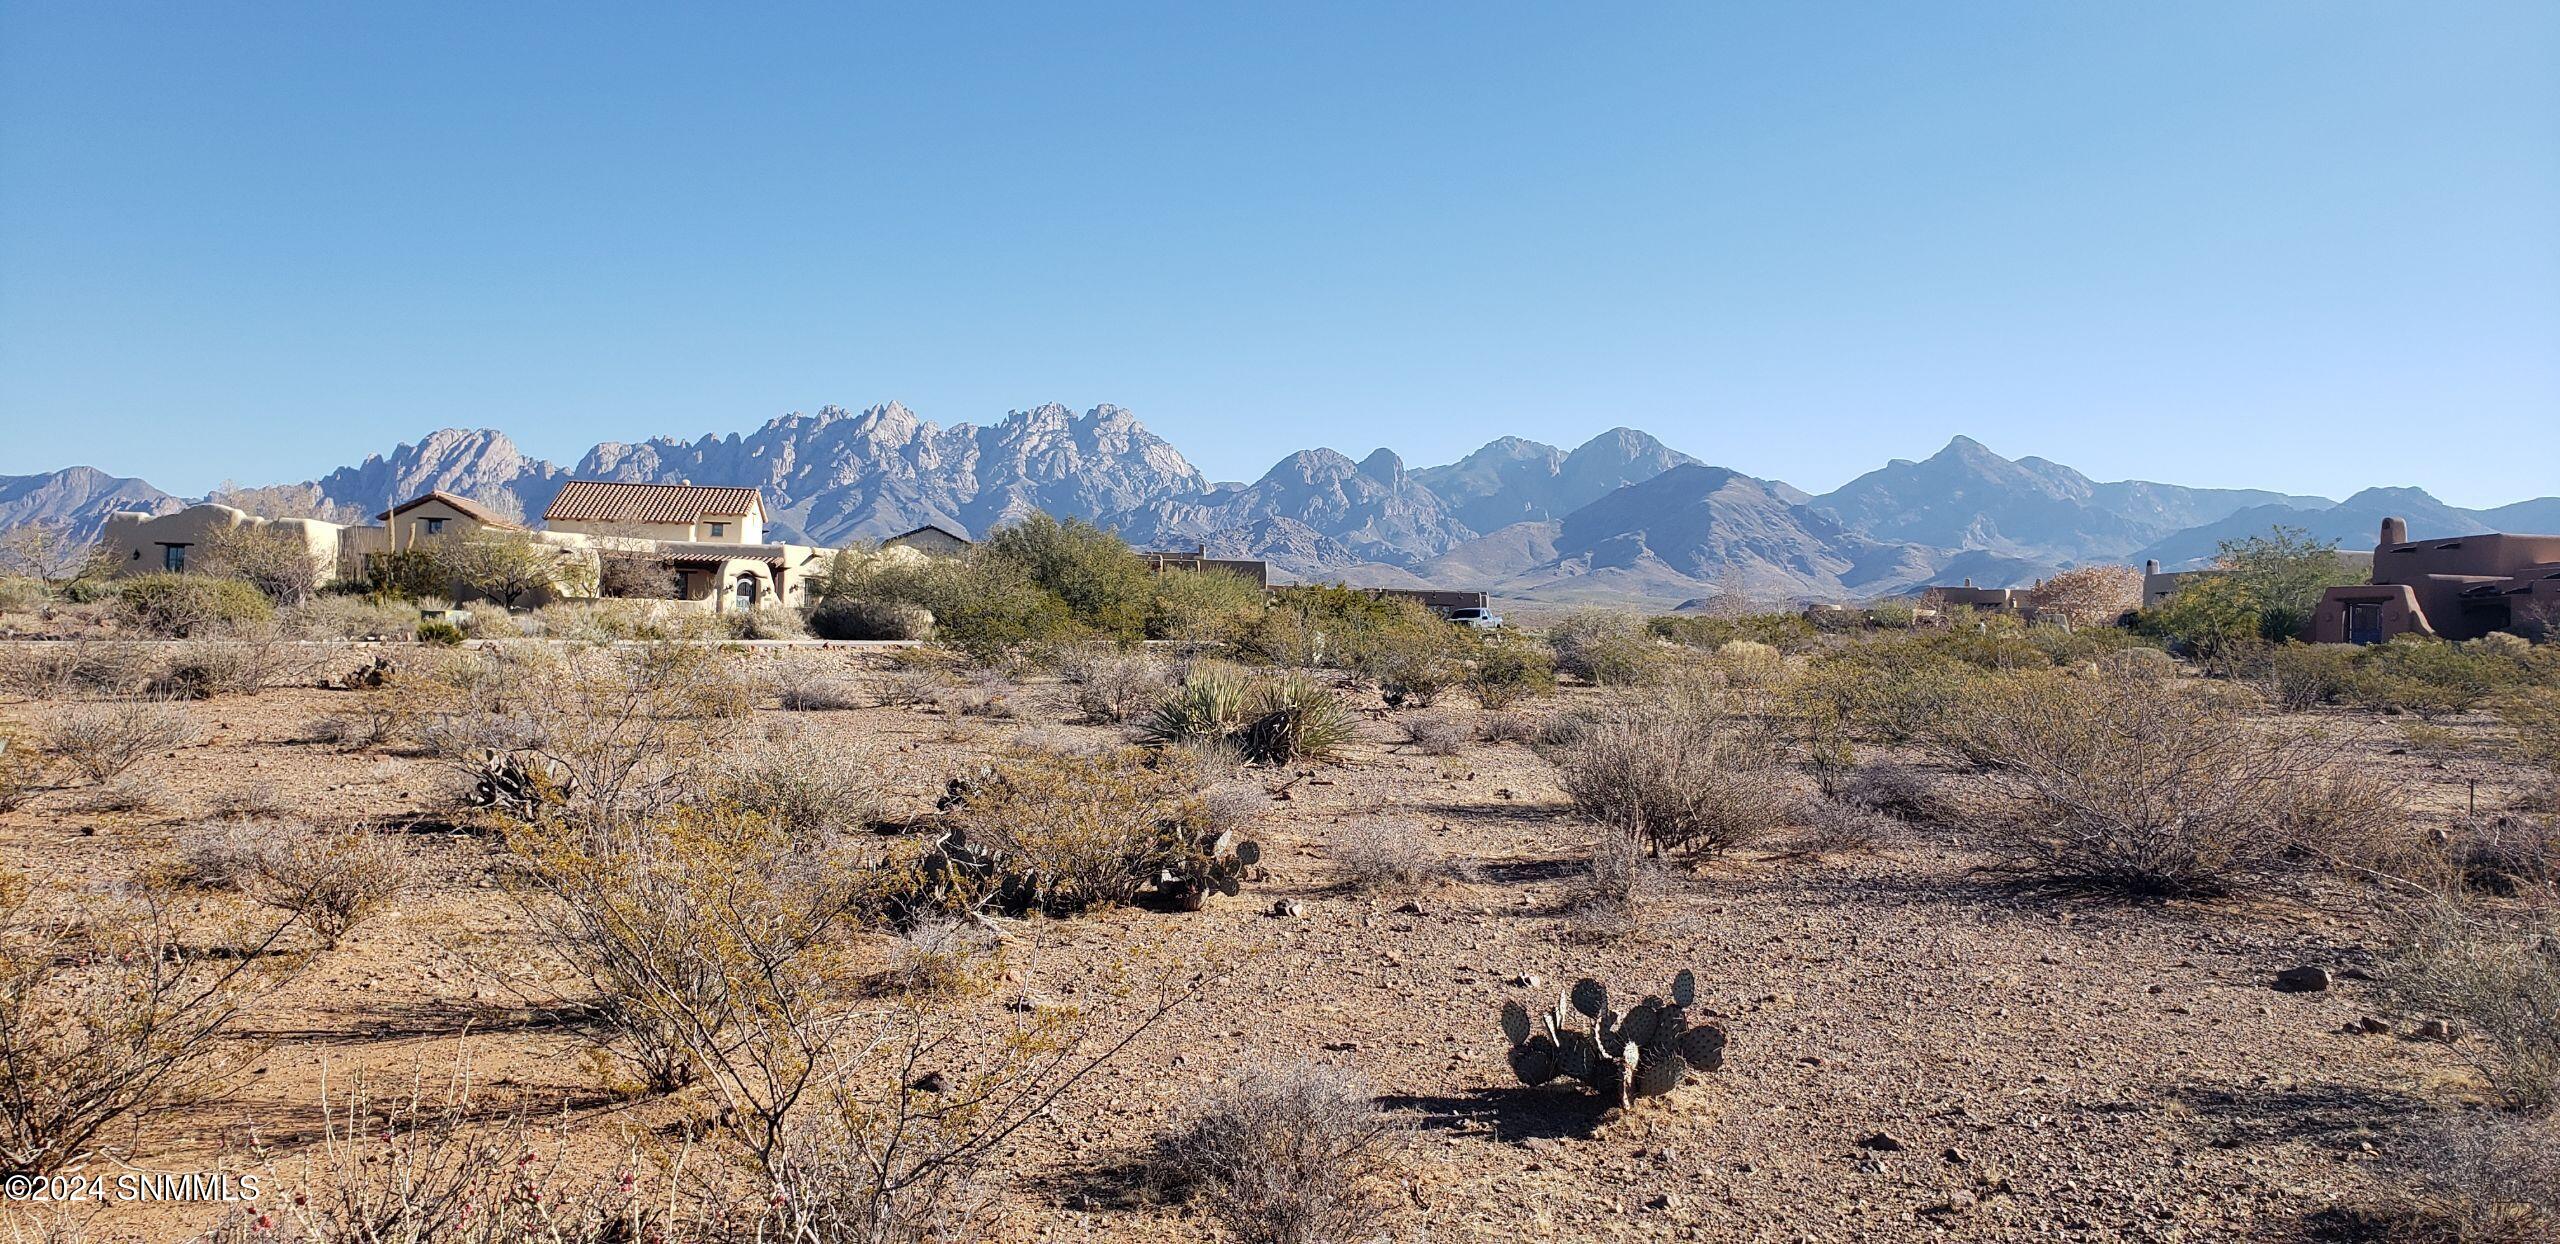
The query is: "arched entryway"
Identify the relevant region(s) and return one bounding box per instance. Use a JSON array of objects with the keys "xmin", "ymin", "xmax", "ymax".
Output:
[{"xmin": 735, "ymin": 573, "xmax": 761, "ymax": 608}]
